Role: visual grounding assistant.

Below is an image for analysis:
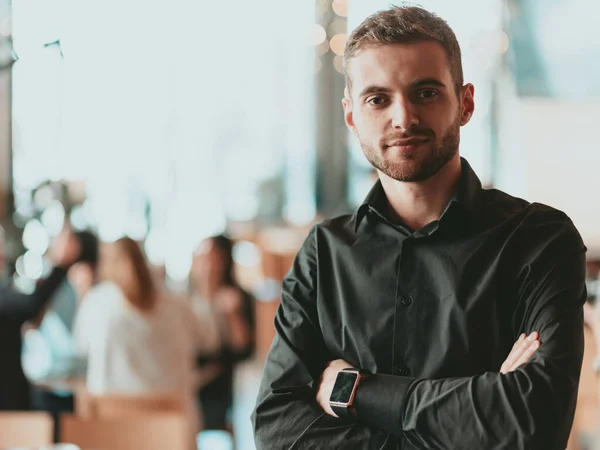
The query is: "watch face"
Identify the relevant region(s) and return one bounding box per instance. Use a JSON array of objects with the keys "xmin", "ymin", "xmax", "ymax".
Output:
[{"xmin": 330, "ymin": 371, "xmax": 359, "ymax": 404}]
